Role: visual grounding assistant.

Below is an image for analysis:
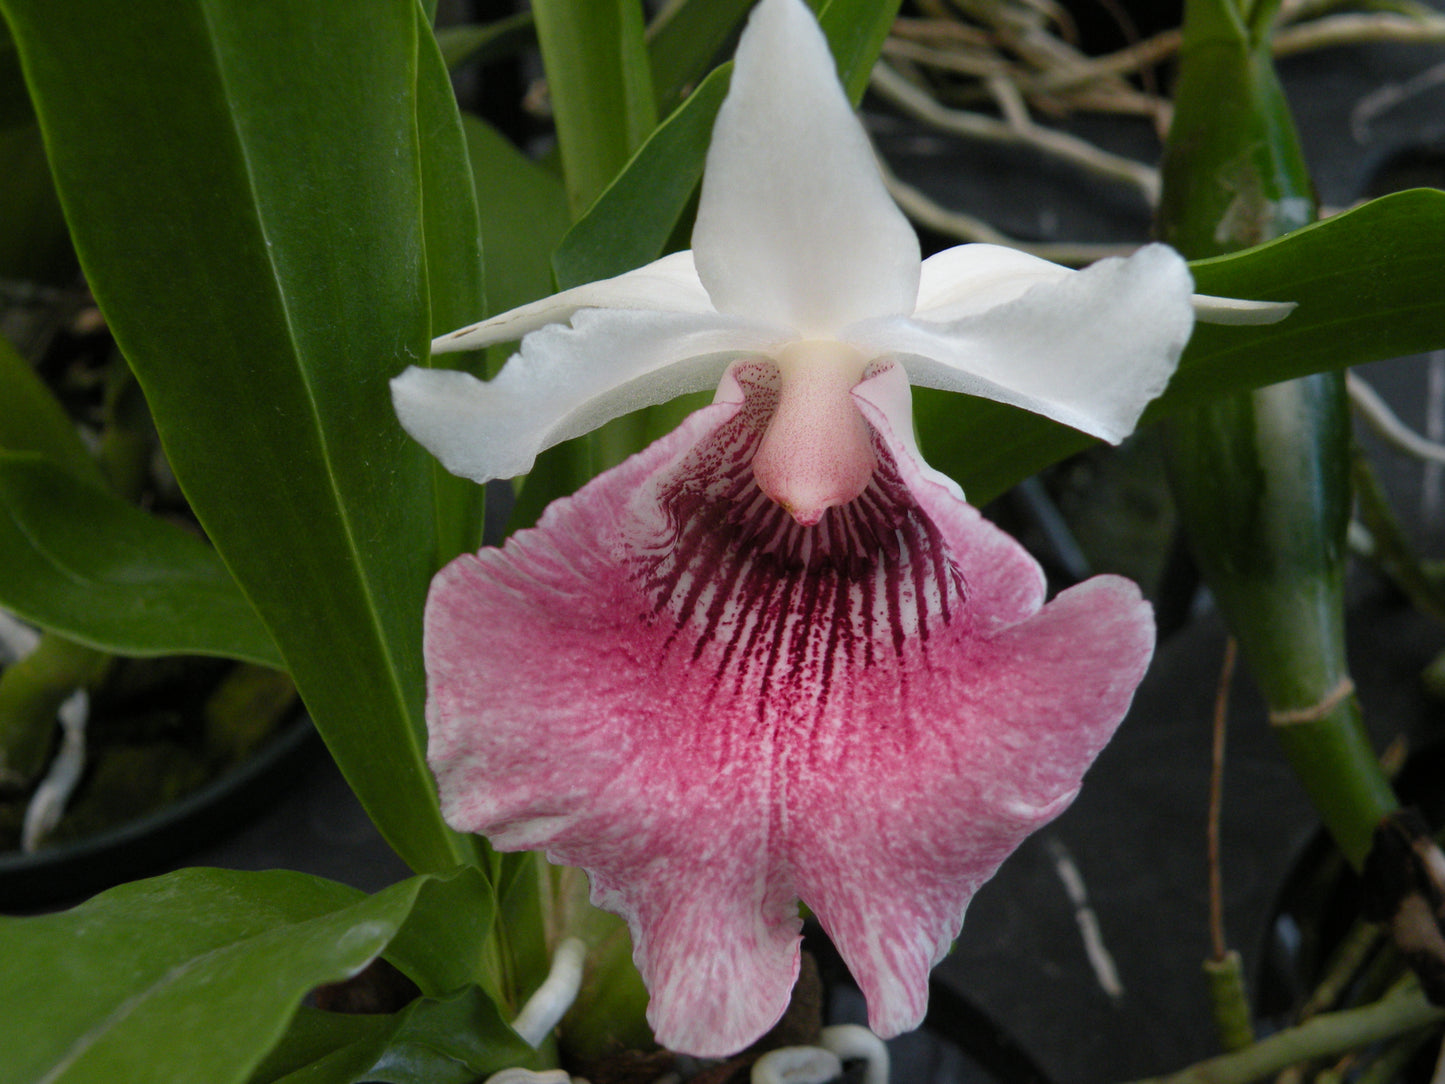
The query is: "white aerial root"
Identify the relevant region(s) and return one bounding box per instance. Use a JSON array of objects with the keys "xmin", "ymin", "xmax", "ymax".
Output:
[
  {"xmin": 749, "ymin": 1025, "xmax": 890, "ymax": 1083},
  {"xmin": 492, "ymin": 942, "xmax": 891, "ymax": 1083},
  {"xmin": 0, "ymin": 609, "xmax": 40, "ymax": 663},
  {"xmin": 1274, "ymin": 11, "xmax": 1445, "ymax": 59},
  {"xmin": 1047, "ymin": 836, "xmax": 1125, "ymax": 1000},
  {"xmin": 21, "ymin": 688, "xmax": 88, "ymax": 852},
  {"xmin": 480, "ymin": 941, "xmax": 591, "ymax": 1084},
  {"xmin": 877, "ymin": 1, "xmax": 1445, "ymax": 259},
  {"xmin": 0, "ymin": 609, "xmax": 90, "ymax": 851},
  {"xmin": 1348, "ymin": 371, "xmax": 1445, "ymax": 466},
  {"xmin": 482, "ymin": 1070, "xmax": 575, "ymax": 1084},
  {"xmin": 1350, "ymin": 58, "xmax": 1445, "ymax": 143},
  {"xmin": 511, "ymin": 937, "xmax": 588, "ymax": 1048},
  {"xmin": 819, "ymin": 1024, "xmax": 890, "ymax": 1084},
  {"xmin": 750, "ymin": 1045, "xmax": 843, "ymax": 1084},
  {"xmin": 876, "ymin": 153, "xmax": 1139, "ymax": 265},
  {"xmin": 870, "ymin": 61, "xmax": 1161, "ymax": 205}
]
